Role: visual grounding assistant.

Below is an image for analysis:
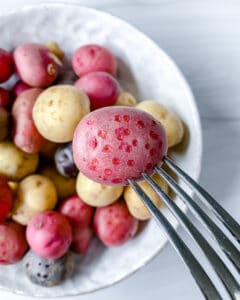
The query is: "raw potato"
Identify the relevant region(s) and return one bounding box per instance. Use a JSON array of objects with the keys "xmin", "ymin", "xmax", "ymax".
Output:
[
  {"xmin": 115, "ymin": 92, "xmax": 137, "ymax": 106},
  {"xmin": 12, "ymin": 88, "xmax": 47, "ymax": 153},
  {"xmin": 124, "ymin": 173, "xmax": 168, "ymax": 220},
  {"xmin": 12, "ymin": 175, "xmax": 57, "ymax": 225},
  {"xmin": 41, "ymin": 167, "xmax": 76, "ymax": 199},
  {"xmin": 33, "ymin": 85, "xmax": 90, "ymax": 142},
  {"xmin": 0, "ymin": 107, "xmax": 8, "ymax": 141},
  {"xmin": 136, "ymin": 101, "xmax": 184, "ymax": 147},
  {"xmin": 76, "ymin": 173, "xmax": 124, "ymax": 207},
  {"xmin": 0, "ymin": 142, "xmax": 38, "ymax": 181},
  {"xmin": 46, "ymin": 42, "xmax": 64, "ymax": 61}
]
